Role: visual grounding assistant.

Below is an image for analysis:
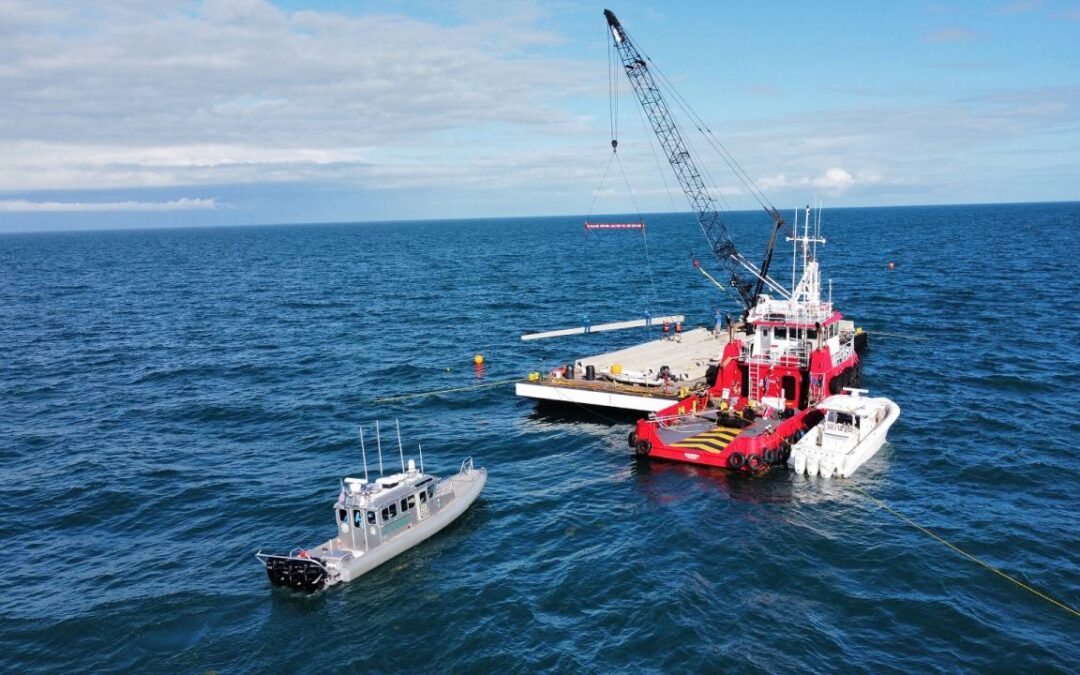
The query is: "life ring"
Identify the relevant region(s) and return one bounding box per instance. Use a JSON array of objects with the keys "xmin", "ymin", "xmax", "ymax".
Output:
[
  {"xmin": 627, "ymin": 431, "xmax": 637, "ymax": 448},
  {"xmin": 727, "ymin": 452, "xmax": 745, "ymax": 469},
  {"xmin": 635, "ymin": 440, "xmax": 652, "ymax": 456}
]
